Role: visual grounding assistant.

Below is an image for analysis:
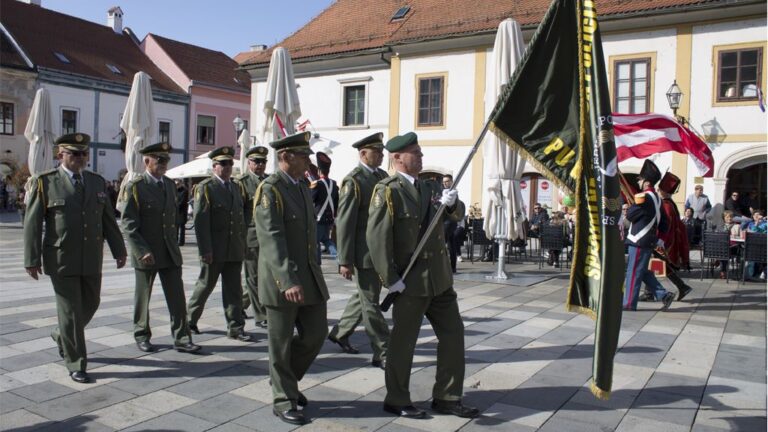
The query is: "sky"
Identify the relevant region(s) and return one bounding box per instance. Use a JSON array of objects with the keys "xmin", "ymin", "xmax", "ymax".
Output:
[{"xmin": 43, "ymin": 0, "xmax": 336, "ymax": 58}]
